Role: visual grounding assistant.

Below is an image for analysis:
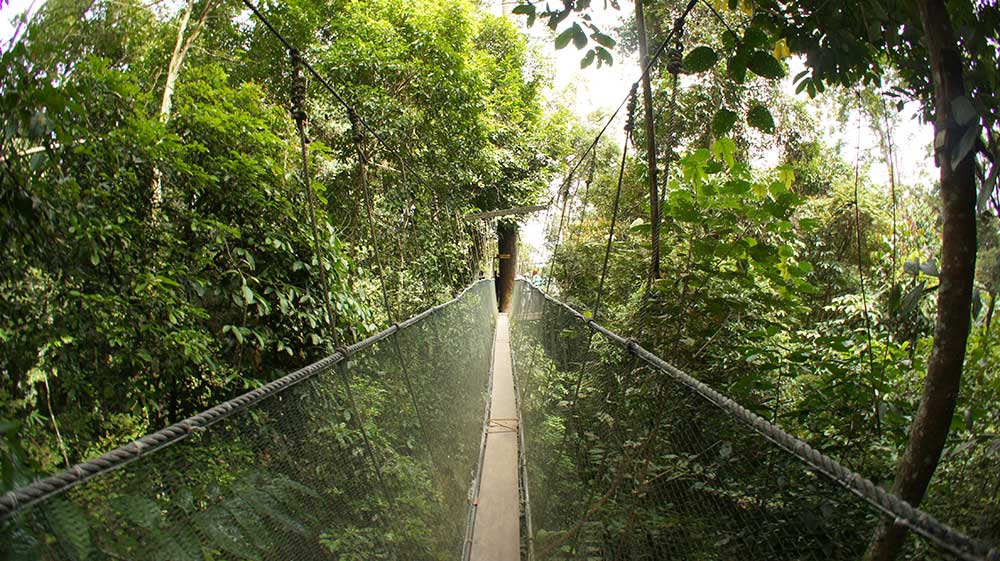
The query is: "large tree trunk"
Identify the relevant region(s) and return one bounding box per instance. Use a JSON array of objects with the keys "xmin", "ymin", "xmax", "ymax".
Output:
[
  {"xmin": 496, "ymin": 222, "xmax": 518, "ymax": 312},
  {"xmin": 863, "ymin": 0, "xmax": 978, "ymax": 559},
  {"xmin": 634, "ymin": 0, "xmax": 660, "ymax": 282},
  {"xmin": 151, "ymin": 0, "xmax": 213, "ymax": 219}
]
